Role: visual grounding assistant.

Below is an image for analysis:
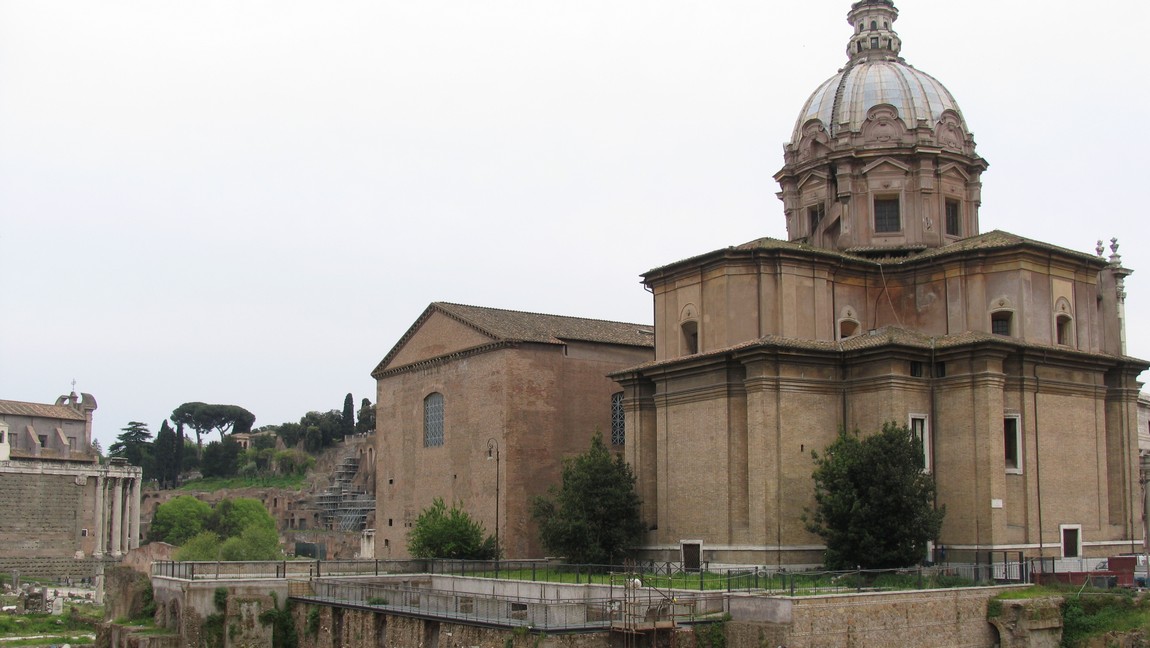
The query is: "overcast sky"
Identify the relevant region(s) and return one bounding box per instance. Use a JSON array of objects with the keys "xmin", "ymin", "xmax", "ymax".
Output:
[{"xmin": 2, "ymin": 0, "xmax": 1148, "ymax": 451}]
